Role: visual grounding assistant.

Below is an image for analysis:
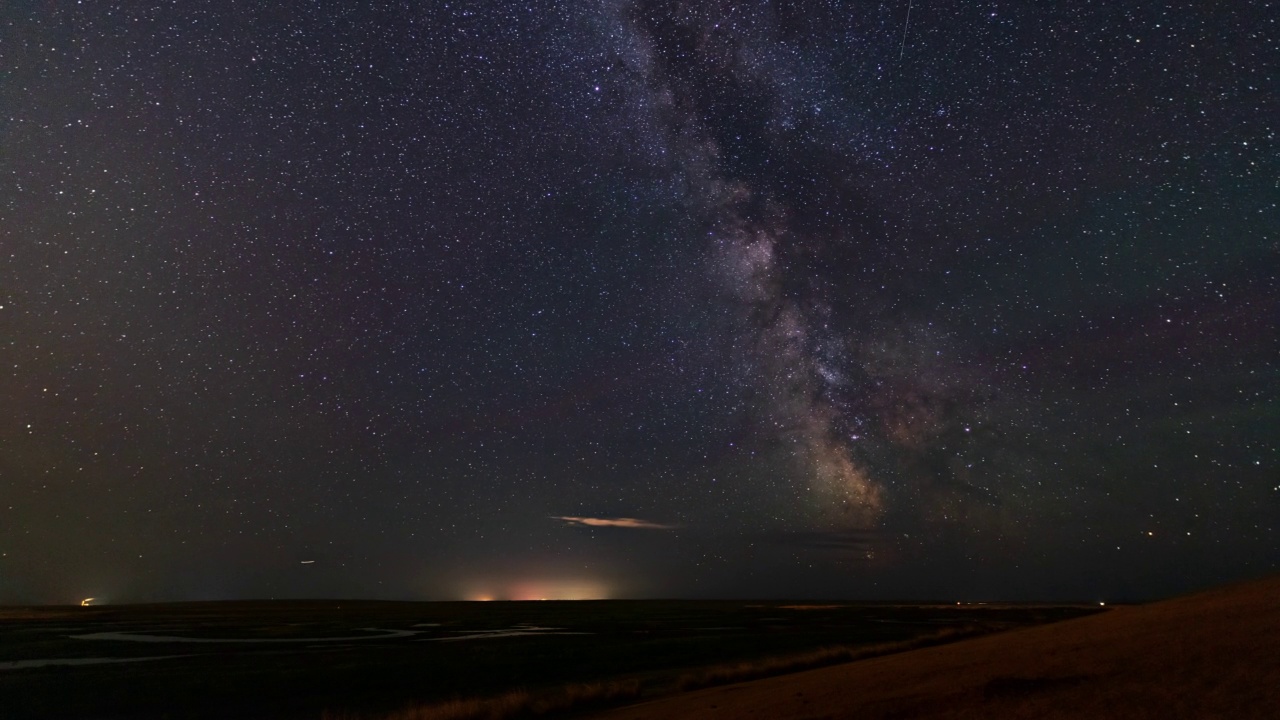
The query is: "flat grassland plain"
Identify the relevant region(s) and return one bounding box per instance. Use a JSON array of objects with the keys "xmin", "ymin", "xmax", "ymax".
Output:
[
  {"xmin": 592, "ymin": 575, "xmax": 1280, "ymax": 720},
  {"xmin": 0, "ymin": 597, "xmax": 1096, "ymax": 719}
]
